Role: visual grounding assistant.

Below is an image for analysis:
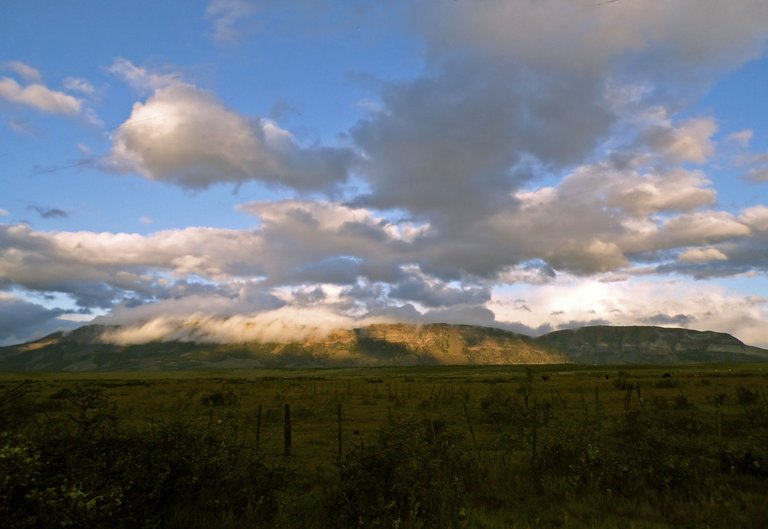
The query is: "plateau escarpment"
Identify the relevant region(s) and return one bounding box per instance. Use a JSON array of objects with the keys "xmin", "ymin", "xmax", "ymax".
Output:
[
  {"xmin": 536, "ymin": 325, "xmax": 768, "ymax": 364},
  {"xmin": 0, "ymin": 322, "xmax": 765, "ymax": 371}
]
